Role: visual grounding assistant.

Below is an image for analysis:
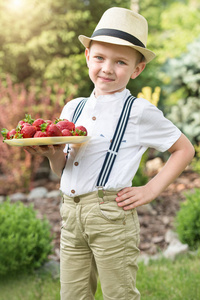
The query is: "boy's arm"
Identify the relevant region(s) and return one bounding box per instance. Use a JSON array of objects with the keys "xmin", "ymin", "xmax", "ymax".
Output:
[
  {"xmin": 24, "ymin": 144, "xmax": 66, "ymax": 178},
  {"xmin": 115, "ymin": 133, "xmax": 195, "ymax": 210}
]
